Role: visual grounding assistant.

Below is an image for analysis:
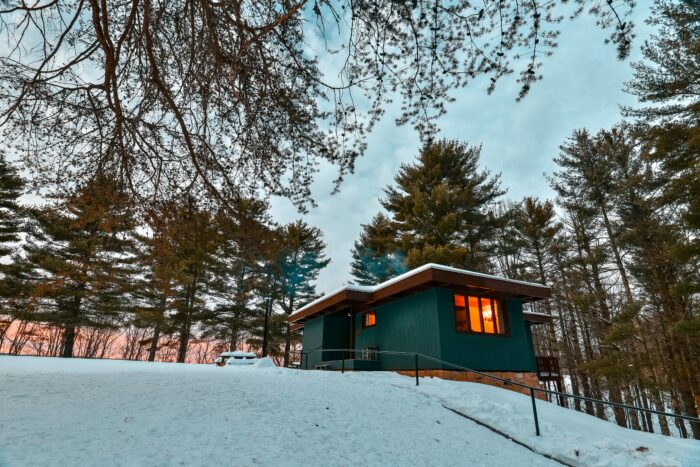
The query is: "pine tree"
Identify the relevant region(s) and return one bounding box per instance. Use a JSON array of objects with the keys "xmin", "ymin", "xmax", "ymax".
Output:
[
  {"xmin": 0, "ymin": 153, "xmax": 25, "ymax": 347},
  {"xmin": 625, "ymin": 0, "xmax": 700, "ymax": 297},
  {"xmin": 609, "ymin": 139, "xmax": 700, "ymax": 437},
  {"xmin": 203, "ymin": 198, "xmax": 273, "ymax": 353},
  {"xmin": 382, "ymin": 139, "xmax": 504, "ymax": 272},
  {"xmin": 511, "ymin": 197, "xmax": 562, "ymax": 356},
  {"xmin": 132, "ymin": 203, "xmax": 184, "ymax": 361},
  {"xmin": 274, "ymin": 220, "xmax": 330, "ymax": 366},
  {"xmin": 165, "ymin": 199, "xmax": 224, "ymax": 363},
  {"xmin": 0, "ymin": 153, "xmax": 24, "ymax": 258},
  {"xmin": 21, "ymin": 176, "xmax": 136, "ymax": 358},
  {"xmin": 350, "ymin": 213, "xmax": 406, "ymax": 285}
]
